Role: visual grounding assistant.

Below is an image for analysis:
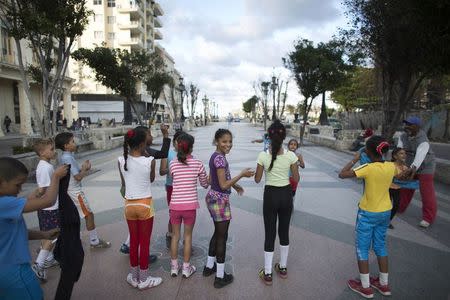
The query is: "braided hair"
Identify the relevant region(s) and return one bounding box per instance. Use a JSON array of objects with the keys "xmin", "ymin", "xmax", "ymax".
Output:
[
  {"xmin": 366, "ymin": 135, "xmax": 389, "ymax": 161},
  {"xmin": 176, "ymin": 133, "xmax": 194, "ymax": 165},
  {"xmin": 268, "ymin": 120, "xmax": 286, "ymax": 171},
  {"xmin": 123, "ymin": 128, "xmax": 147, "ymax": 171},
  {"xmin": 213, "ymin": 128, "xmax": 232, "ymax": 145}
]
